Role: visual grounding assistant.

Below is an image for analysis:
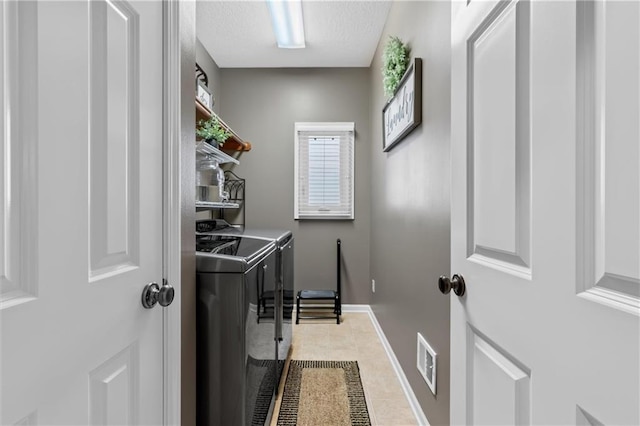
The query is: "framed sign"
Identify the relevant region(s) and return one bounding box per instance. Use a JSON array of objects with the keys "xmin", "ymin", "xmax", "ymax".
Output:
[
  {"xmin": 196, "ymin": 79, "xmax": 214, "ymax": 111},
  {"xmin": 382, "ymin": 57, "xmax": 422, "ymax": 152}
]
